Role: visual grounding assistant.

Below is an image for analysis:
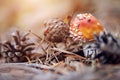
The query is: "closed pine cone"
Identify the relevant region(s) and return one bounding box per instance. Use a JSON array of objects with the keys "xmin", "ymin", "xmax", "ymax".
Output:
[{"xmin": 44, "ymin": 18, "xmax": 70, "ymax": 43}]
